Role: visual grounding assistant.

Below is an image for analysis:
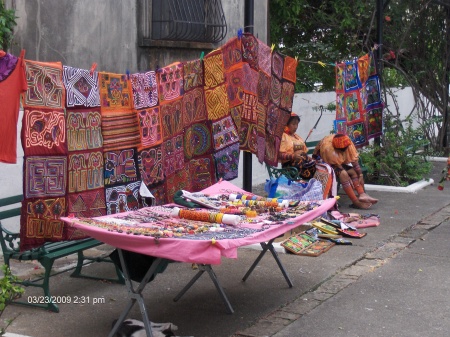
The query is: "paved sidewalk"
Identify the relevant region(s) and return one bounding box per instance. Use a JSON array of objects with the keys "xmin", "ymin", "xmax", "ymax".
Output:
[
  {"xmin": 271, "ymin": 218, "xmax": 450, "ymax": 337},
  {"xmin": 2, "ymin": 162, "xmax": 450, "ymax": 337}
]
